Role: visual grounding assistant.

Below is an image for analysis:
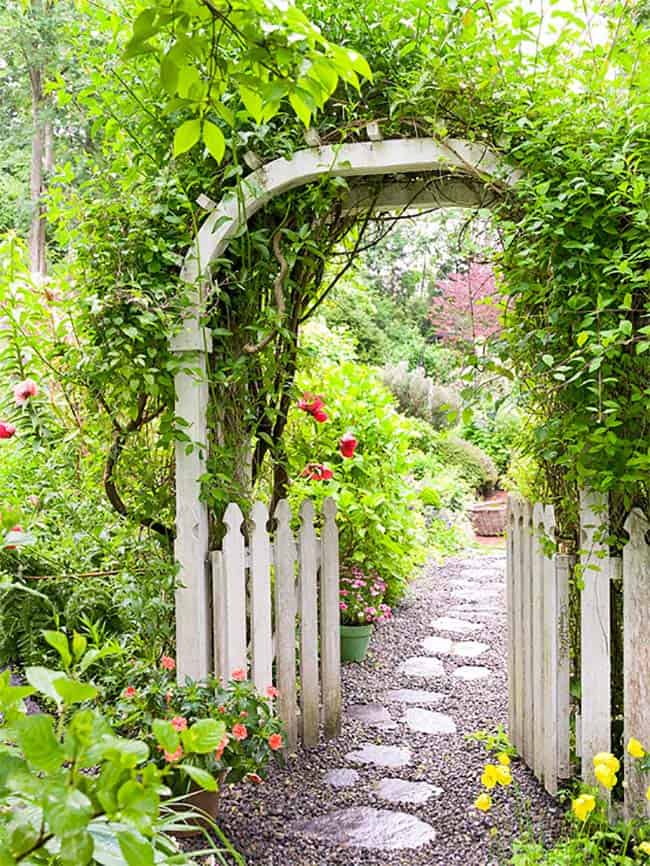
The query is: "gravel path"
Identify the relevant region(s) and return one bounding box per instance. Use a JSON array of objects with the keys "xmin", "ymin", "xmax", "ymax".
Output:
[{"xmin": 212, "ymin": 552, "xmax": 565, "ymax": 865}]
